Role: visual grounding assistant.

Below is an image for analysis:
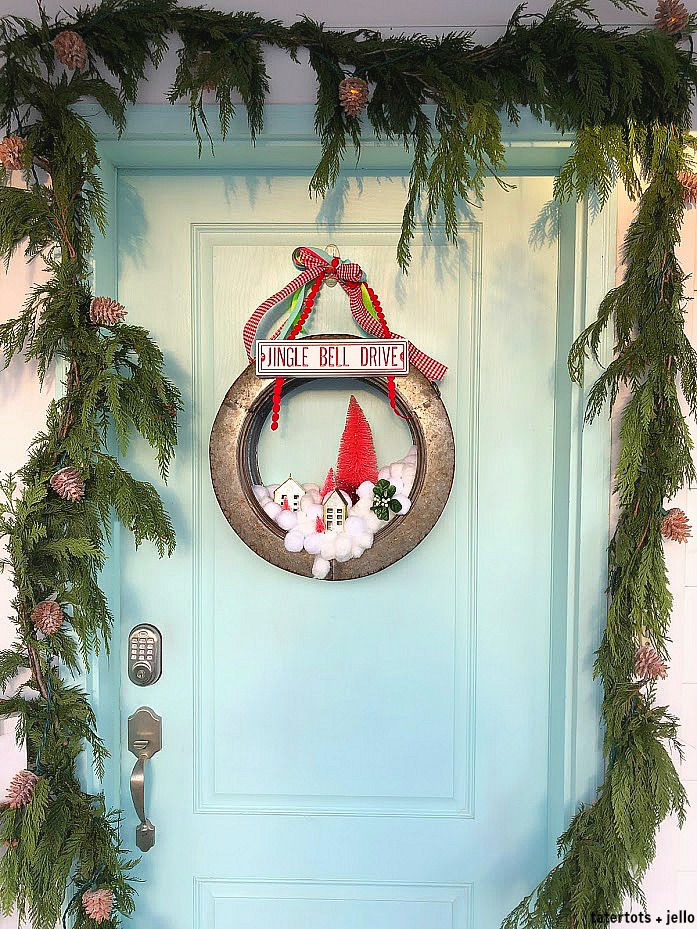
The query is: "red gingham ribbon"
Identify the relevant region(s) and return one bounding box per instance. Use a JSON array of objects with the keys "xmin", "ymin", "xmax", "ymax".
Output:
[{"xmin": 243, "ymin": 246, "xmax": 447, "ymax": 382}]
